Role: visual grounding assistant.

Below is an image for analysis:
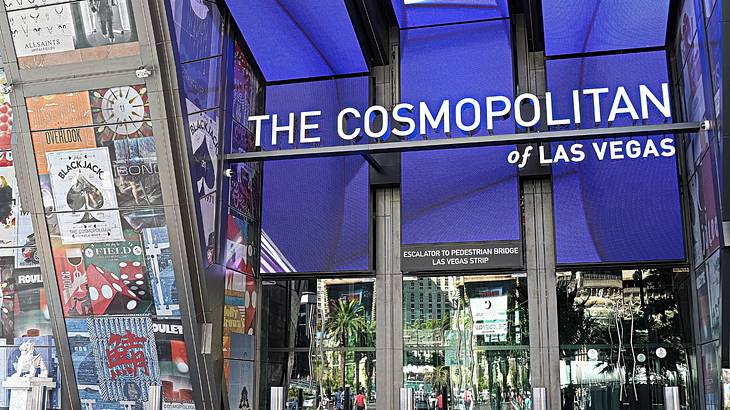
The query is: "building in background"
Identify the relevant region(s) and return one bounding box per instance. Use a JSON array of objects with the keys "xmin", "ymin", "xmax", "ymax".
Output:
[{"xmin": 0, "ymin": 0, "xmax": 727, "ymax": 409}]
